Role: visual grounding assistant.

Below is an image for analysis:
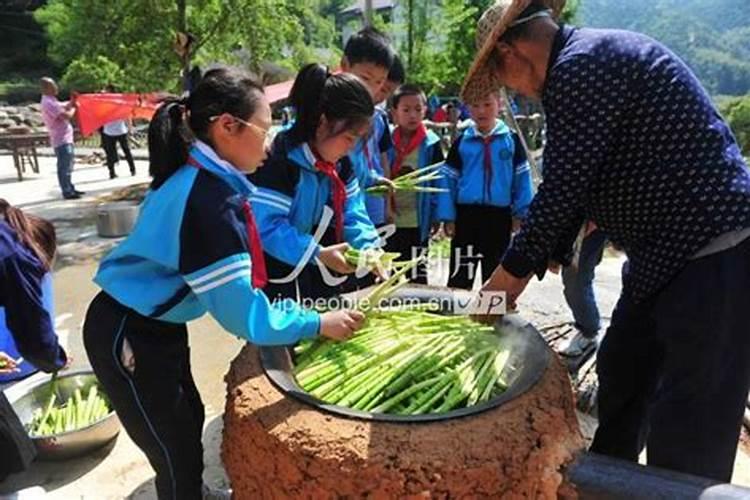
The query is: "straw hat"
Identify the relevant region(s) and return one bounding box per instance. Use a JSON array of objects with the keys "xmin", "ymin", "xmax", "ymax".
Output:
[{"xmin": 460, "ymin": 0, "xmax": 566, "ymax": 104}]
